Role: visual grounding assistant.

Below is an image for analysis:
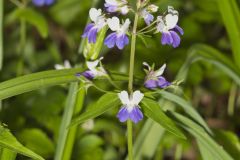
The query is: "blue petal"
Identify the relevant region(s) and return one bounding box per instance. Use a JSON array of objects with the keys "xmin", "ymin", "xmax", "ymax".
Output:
[
  {"xmin": 82, "ymin": 23, "xmax": 94, "ymax": 38},
  {"xmin": 32, "ymin": 0, "xmax": 45, "ymax": 6},
  {"xmin": 117, "ymin": 106, "xmax": 129, "ymax": 123},
  {"xmin": 144, "ymin": 79, "xmax": 158, "ymax": 89},
  {"xmin": 129, "ymin": 106, "xmax": 143, "ymax": 124},
  {"xmin": 104, "ymin": 32, "xmax": 117, "ymax": 48},
  {"xmin": 87, "ymin": 27, "xmax": 98, "ymax": 43},
  {"xmin": 82, "ymin": 70, "xmax": 95, "ymax": 79},
  {"xmin": 161, "ymin": 32, "xmax": 173, "ymax": 45},
  {"xmin": 45, "ymin": 0, "xmax": 55, "ymax": 5},
  {"xmin": 174, "ymin": 25, "xmax": 184, "ymax": 35},
  {"xmin": 144, "ymin": 13, "xmax": 154, "ymax": 25},
  {"xmin": 157, "ymin": 76, "xmax": 171, "ymax": 88},
  {"xmin": 104, "ymin": 3, "xmax": 118, "ymax": 13},
  {"xmin": 116, "ymin": 34, "xmax": 129, "ymax": 50},
  {"xmin": 170, "ymin": 31, "xmax": 180, "ymax": 48}
]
